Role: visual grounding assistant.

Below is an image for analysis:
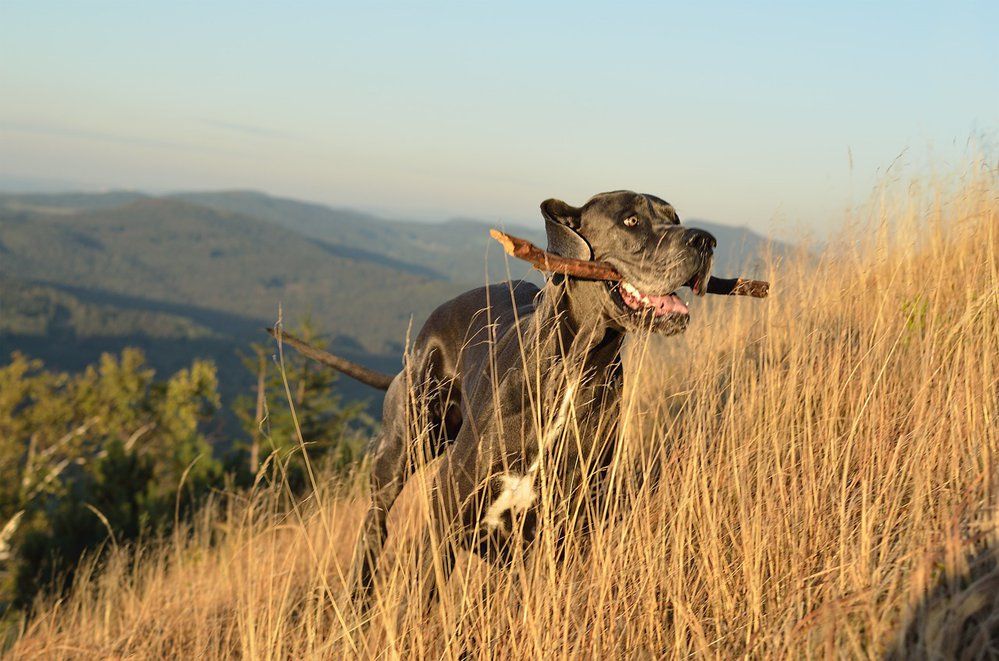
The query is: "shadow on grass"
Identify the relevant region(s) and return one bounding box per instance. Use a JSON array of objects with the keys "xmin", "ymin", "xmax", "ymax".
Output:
[{"xmin": 886, "ymin": 545, "xmax": 999, "ymax": 659}]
